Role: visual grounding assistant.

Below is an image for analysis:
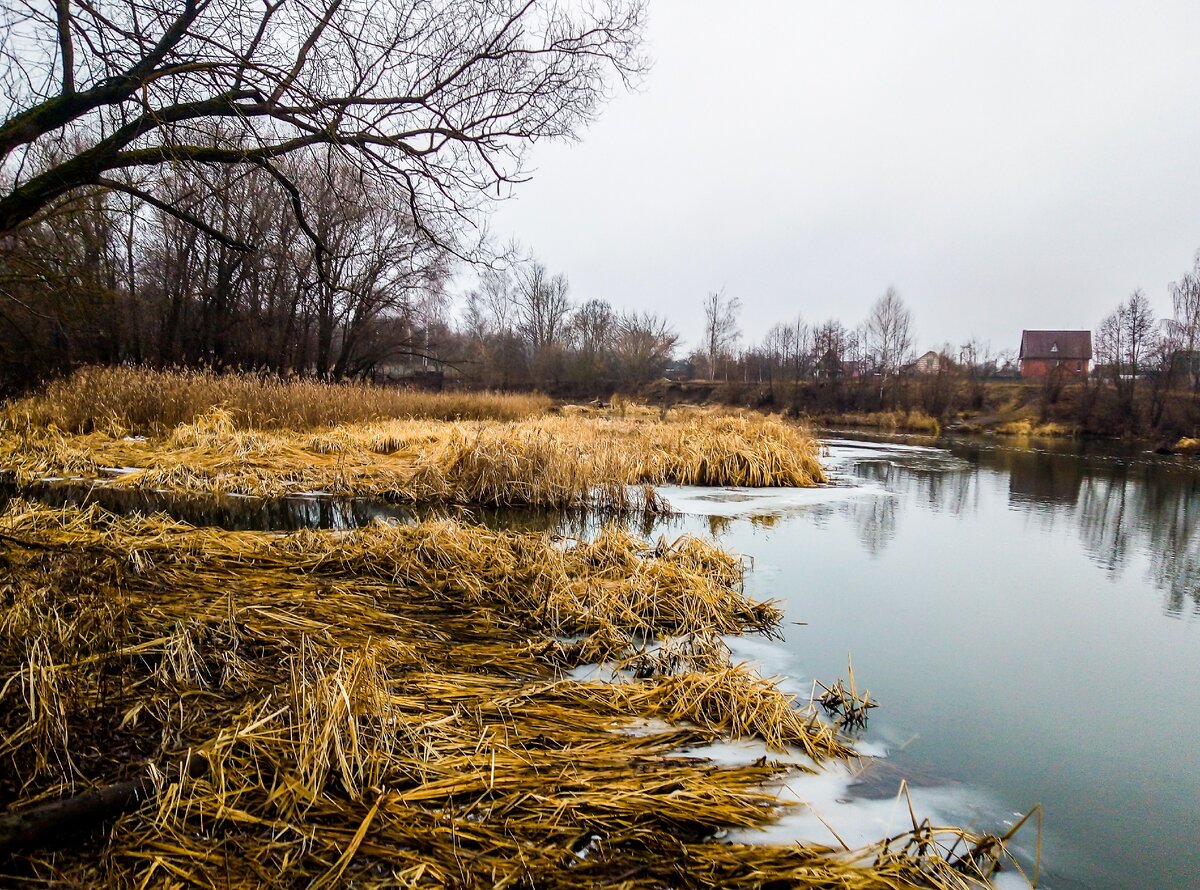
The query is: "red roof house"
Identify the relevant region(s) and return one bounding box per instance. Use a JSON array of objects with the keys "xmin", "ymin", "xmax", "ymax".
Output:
[{"xmin": 1018, "ymin": 330, "xmax": 1092, "ymax": 378}]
